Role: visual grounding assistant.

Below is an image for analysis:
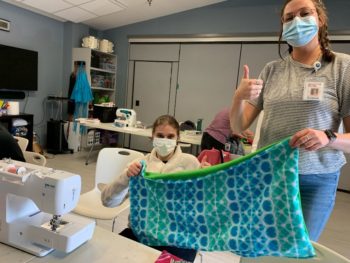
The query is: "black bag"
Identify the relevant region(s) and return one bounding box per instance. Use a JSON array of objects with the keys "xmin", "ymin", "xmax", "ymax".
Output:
[
  {"xmin": 179, "ymin": 120, "xmax": 196, "ymax": 131},
  {"xmin": 224, "ymin": 135, "xmax": 245, "ymax": 155}
]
